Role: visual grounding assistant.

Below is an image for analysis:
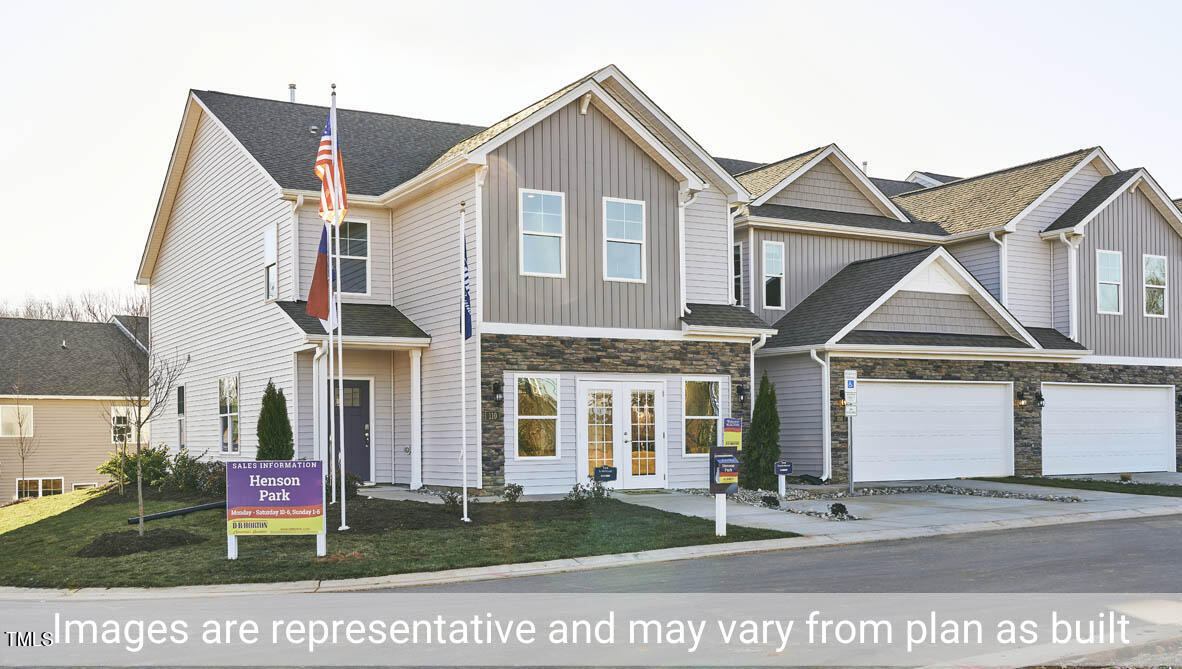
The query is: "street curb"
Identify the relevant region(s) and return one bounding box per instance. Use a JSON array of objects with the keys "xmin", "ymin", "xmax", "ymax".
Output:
[{"xmin": 3, "ymin": 503, "xmax": 1180, "ymax": 601}]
